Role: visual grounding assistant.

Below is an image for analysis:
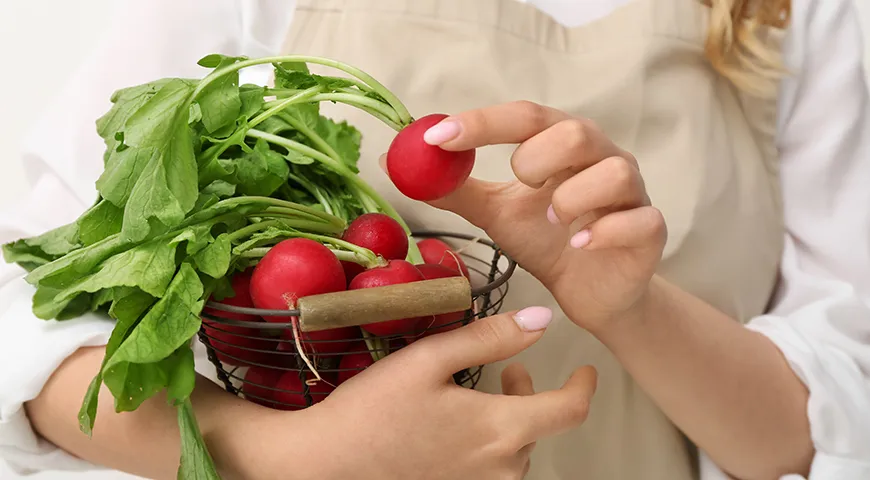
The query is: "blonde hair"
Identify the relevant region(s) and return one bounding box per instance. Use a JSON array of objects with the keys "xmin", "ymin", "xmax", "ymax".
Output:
[{"xmin": 703, "ymin": 0, "xmax": 792, "ymax": 97}]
